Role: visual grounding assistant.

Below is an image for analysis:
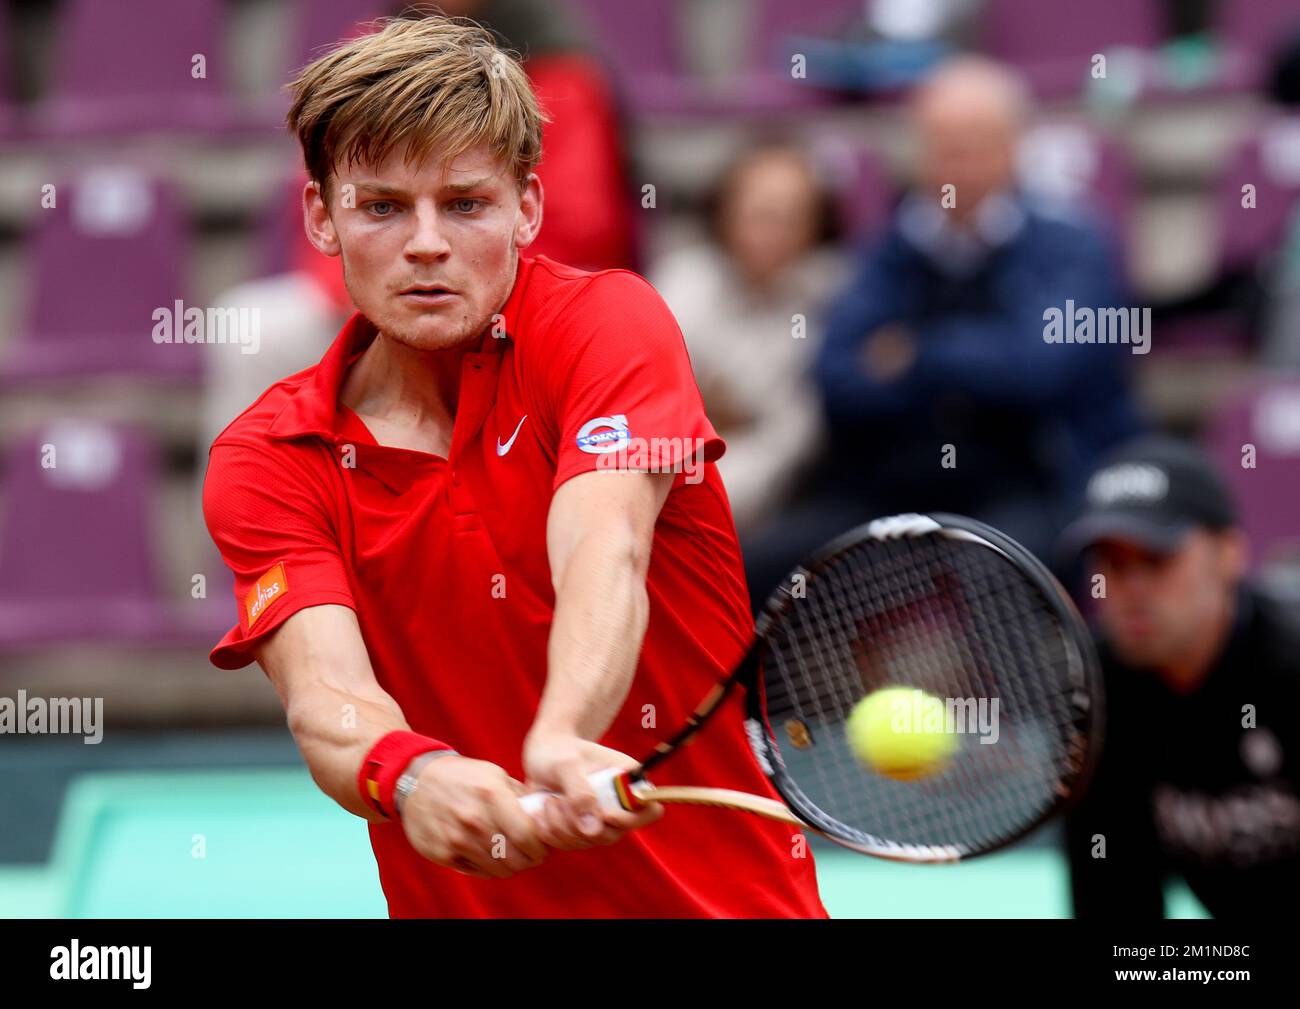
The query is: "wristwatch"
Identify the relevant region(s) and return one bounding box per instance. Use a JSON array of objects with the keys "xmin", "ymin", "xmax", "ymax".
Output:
[{"xmin": 394, "ymin": 748, "xmax": 459, "ymax": 817}]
